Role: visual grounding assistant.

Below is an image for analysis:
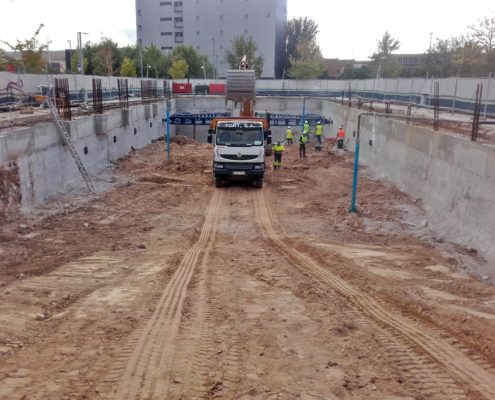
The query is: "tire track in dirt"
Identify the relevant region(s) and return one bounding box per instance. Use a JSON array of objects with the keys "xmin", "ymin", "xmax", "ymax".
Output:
[
  {"xmin": 254, "ymin": 189, "xmax": 495, "ymax": 399},
  {"xmin": 164, "ymin": 196, "xmax": 241, "ymax": 399},
  {"xmin": 109, "ymin": 190, "xmax": 223, "ymax": 400}
]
